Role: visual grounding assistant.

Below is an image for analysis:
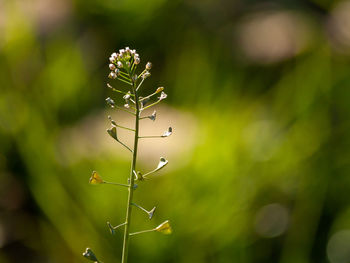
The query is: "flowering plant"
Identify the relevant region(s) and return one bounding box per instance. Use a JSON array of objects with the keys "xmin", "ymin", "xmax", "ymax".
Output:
[{"xmin": 83, "ymin": 47, "xmax": 172, "ymax": 263}]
